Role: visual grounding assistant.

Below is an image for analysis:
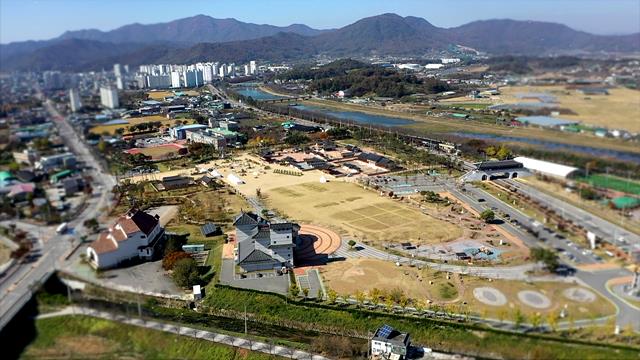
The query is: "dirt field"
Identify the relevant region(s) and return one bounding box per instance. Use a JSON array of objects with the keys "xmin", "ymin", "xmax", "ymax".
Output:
[
  {"xmin": 147, "ymin": 90, "xmax": 199, "ymax": 100},
  {"xmin": 320, "ymin": 258, "xmax": 616, "ymax": 320},
  {"xmin": 147, "ymin": 91, "xmax": 174, "ymax": 100},
  {"xmin": 90, "ymin": 115, "xmax": 194, "ymax": 135},
  {"xmin": 215, "ymin": 154, "xmax": 334, "ymax": 196},
  {"xmin": 126, "ymin": 143, "xmax": 186, "ymax": 160},
  {"xmin": 500, "ymin": 85, "xmax": 640, "ymax": 133},
  {"xmin": 266, "ymin": 181, "xmax": 462, "ymax": 245}
]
